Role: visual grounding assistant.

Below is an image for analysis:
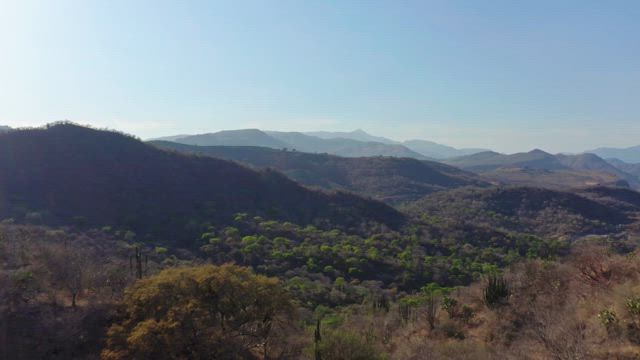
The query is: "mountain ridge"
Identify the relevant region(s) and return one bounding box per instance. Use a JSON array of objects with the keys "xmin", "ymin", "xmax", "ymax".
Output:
[
  {"xmin": 588, "ymin": 146, "xmax": 640, "ymax": 164},
  {"xmin": 0, "ymin": 123, "xmax": 405, "ymax": 244},
  {"xmin": 150, "ymin": 141, "xmax": 490, "ymax": 204},
  {"xmin": 444, "ymin": 149, "xmax": 640, "ymax": 189},
  {"xmin": 151, "ymin": 128, "xmax": 490, "ymax": 159}
]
